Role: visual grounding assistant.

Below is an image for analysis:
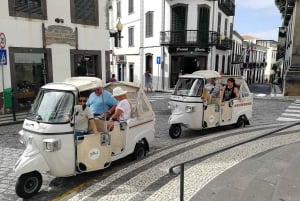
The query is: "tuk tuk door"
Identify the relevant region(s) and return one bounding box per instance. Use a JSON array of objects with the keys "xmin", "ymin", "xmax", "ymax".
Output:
[
  {"xmin": 203, "ymin": 103, "xmax": 220, "ymax": 128},
  {"xmin": 76, "ymin": 132, "xmax": 111, "ymax": 172}
]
